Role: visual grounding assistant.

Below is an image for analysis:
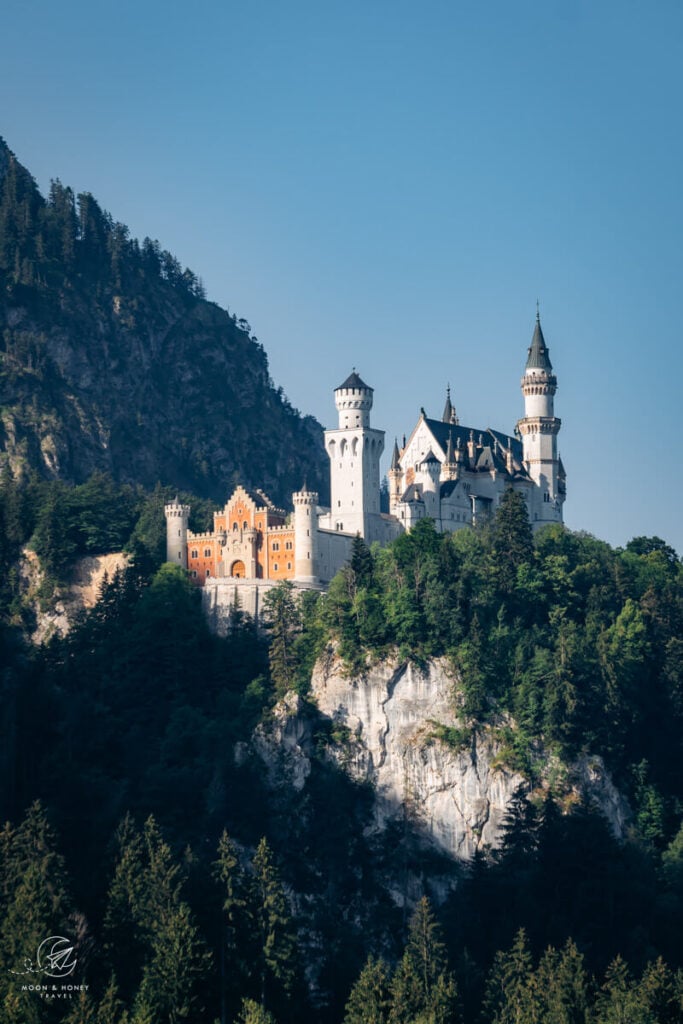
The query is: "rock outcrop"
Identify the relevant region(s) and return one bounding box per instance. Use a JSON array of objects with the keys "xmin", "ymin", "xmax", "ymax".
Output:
[
  {"xmin": 253, "ymin": 654, "xmax": 631, "ymax": 863},
  {"xmin": 19, "ymin": 548, "xmax": 130, "ymax": 643}
]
